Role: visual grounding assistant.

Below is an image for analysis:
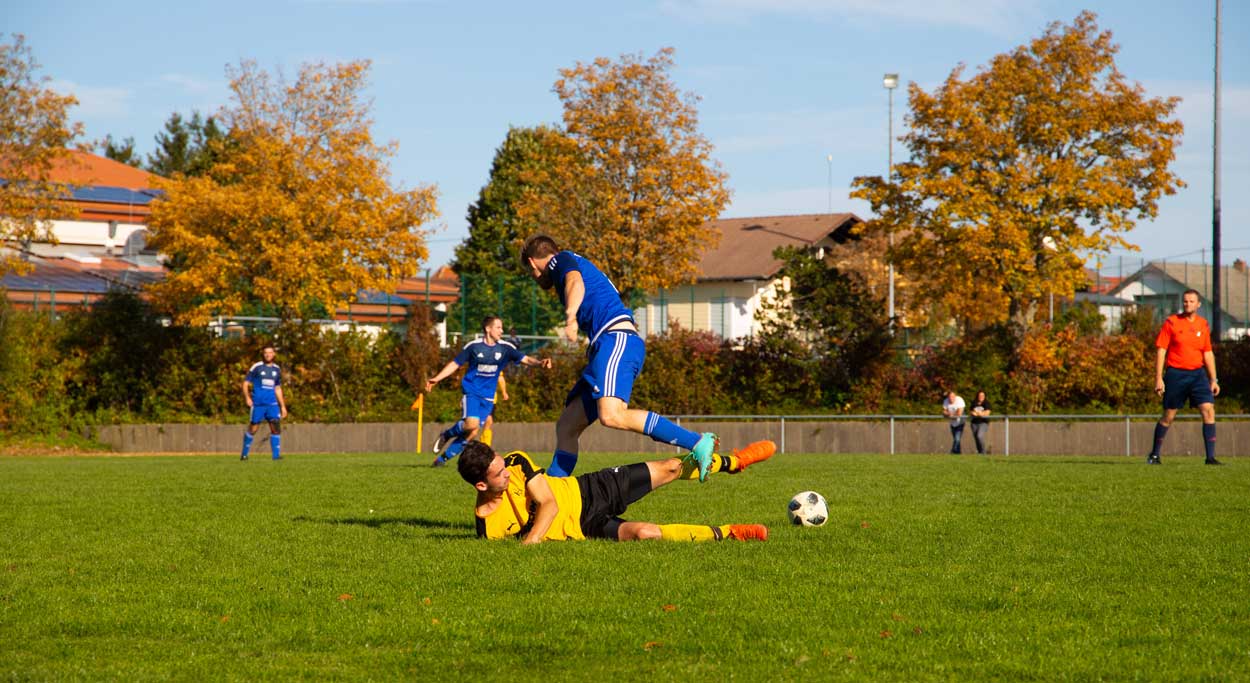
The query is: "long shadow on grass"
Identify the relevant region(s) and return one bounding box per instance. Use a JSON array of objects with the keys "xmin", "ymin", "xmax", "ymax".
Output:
[{"xmin": 294, "ymin": 515, "xmax": 474, "ymax": 531}]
